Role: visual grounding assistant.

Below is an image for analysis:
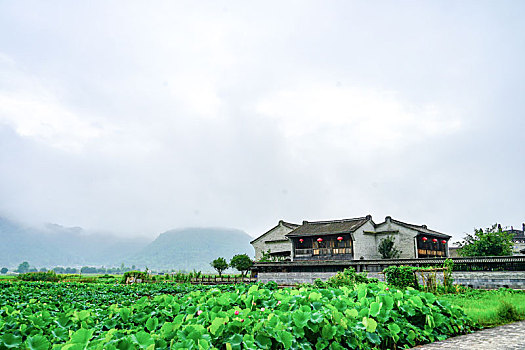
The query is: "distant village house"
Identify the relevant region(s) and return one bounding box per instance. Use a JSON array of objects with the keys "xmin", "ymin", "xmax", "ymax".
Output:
[{"xmin": 251, "ymin": 215, "xmax": 451, "ymax": 261}]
